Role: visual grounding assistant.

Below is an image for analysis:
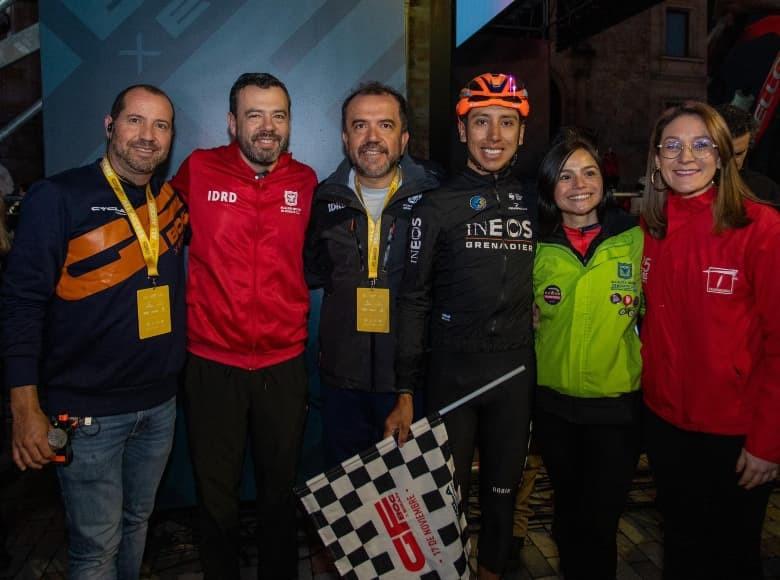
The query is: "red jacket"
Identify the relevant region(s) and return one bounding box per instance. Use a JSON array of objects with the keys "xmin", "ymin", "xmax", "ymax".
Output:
[
  {"xmin": 171, "ymin": 143, "xmax": 316, "ymax": 370},
  {"xmin": 641, "ymin": 187, "xmax": 780, "ymax": 462}
]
